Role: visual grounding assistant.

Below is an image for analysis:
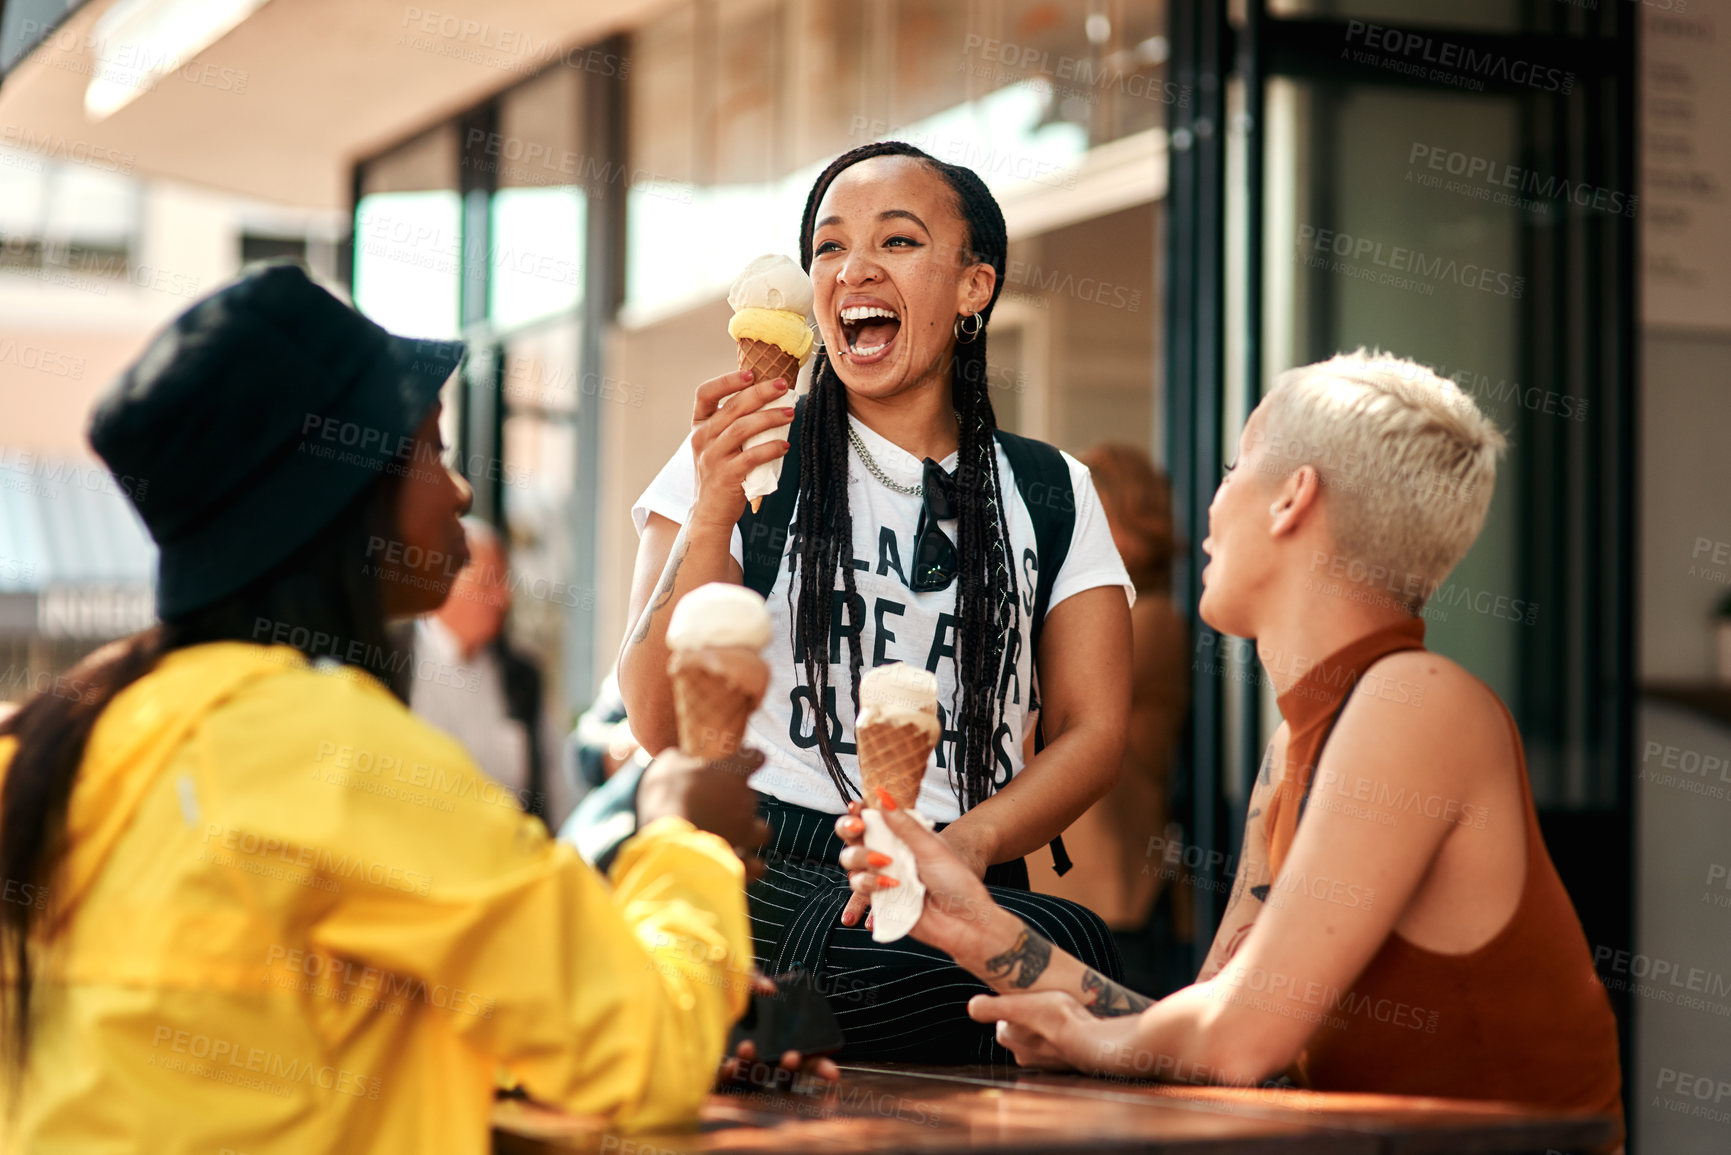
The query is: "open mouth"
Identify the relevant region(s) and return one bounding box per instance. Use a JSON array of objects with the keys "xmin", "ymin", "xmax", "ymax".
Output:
[{"xmin": 839, "ymin": 303, "xmax": 901, "ymax": 363}]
